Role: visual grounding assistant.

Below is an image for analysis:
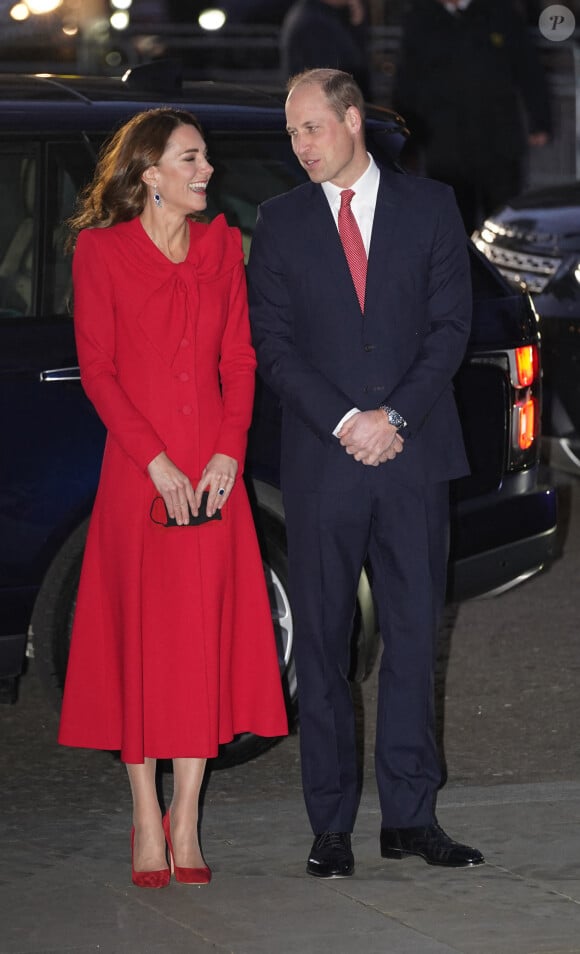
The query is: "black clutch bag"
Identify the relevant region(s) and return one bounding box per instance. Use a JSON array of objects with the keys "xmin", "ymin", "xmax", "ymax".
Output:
[{"xmin": 150, "ymin": 491, "xmax": 222, "ymax": 527}]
